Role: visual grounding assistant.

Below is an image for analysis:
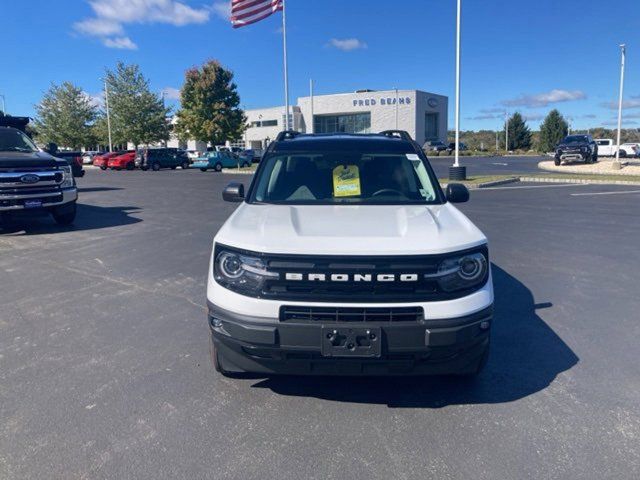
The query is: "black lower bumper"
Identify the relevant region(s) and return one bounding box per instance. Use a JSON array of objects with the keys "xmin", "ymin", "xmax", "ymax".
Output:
[{"xmin": 208, "ymin": 302, "xmax": 492, "ymax": 376}]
